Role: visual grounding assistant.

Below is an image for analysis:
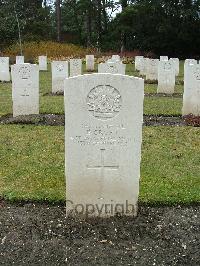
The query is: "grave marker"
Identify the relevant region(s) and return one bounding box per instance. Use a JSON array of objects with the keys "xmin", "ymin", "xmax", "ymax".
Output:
[
  {"xmin": 11, "ymin": 64, "xmax": 39, "ymax": 117},
  {"xmin": 86, "ymin": 55, "xmax": 95, "ymax": 72},
  {"xmin": 0, "ymin": 57, "xmax": 10, "ymax": 82},
  {"xmin": 39, "ymin": 56, "xmax": 47, "ymax": 71},
  {"xmin": 157, "ymin": 60, "xmax": 175, "ymax": 94},
  {"xmin": 64, "ymin": 73, "xmax": 144, "ymax": 218},
  {"xmin": 98, "ymin": 62, "xmax": 126, "ymax": 75},
  {"xmin": 70, "ymin": 59, "xmax": 82, "ymax": 77},
  {"xmin": 16, "ymin": 56, "xmax": 24, "ymax": 64},
  {"xmin": 51, "ymin": 61, "xmax": 68, "ymax": 93},
  {"xmin": 183, "ymin": 63, "xmax": 200, "ymax": 116}
]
